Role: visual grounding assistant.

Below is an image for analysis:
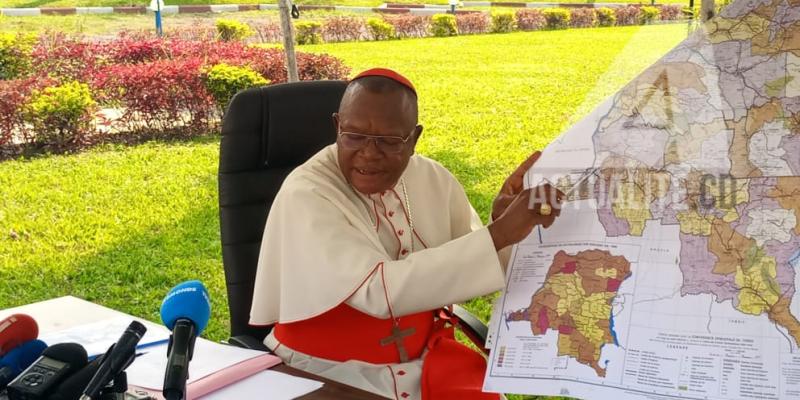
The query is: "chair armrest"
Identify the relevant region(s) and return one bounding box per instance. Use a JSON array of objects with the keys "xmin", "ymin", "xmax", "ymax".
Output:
[
  {"xmin": 449, "ymin": 304, "xmax": 489, "ymax": 355},
  {"xmin": 227, "ymin": 335, "xmax": 270, "ymax": 352}
]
